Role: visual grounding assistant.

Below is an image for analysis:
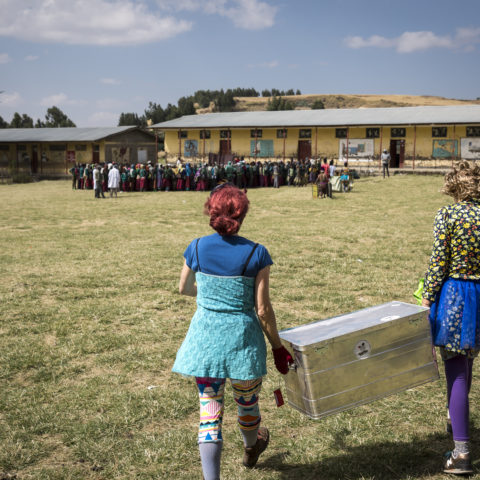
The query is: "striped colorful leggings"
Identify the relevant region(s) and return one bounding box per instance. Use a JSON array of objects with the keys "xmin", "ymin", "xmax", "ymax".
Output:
[{"xmin": 196, "ymin": 377, "xmax": 262, "ymax": 444}]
